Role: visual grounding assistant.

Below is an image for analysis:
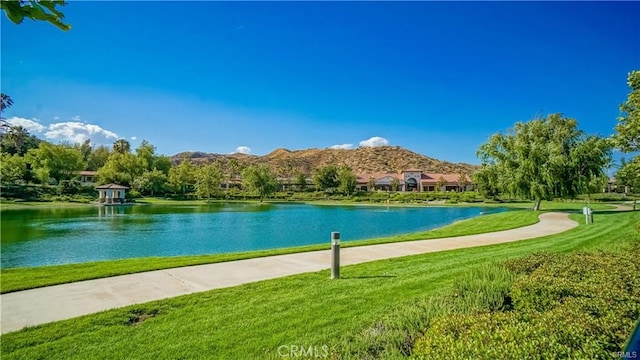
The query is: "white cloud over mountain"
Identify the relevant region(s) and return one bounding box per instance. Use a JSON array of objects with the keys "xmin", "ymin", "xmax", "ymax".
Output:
[
  {"xmin": 329, "ymin": 144, "xmax": 354, "ymax": 150},
  {"xmin": 359, "ymin": 136, "xmax": 389, "ymax": 147},
  {"xmin": 235, "ymin": 146, "xmax": 252, "ymax": 154}
]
